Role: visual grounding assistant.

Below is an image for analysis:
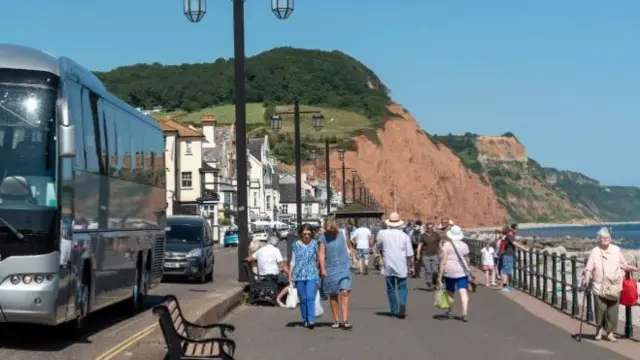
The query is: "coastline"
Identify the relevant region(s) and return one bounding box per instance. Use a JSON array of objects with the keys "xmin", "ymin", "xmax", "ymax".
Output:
[{"xmin": 466, "ymin": 221, "xmax": 640, "ymax": 233}]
